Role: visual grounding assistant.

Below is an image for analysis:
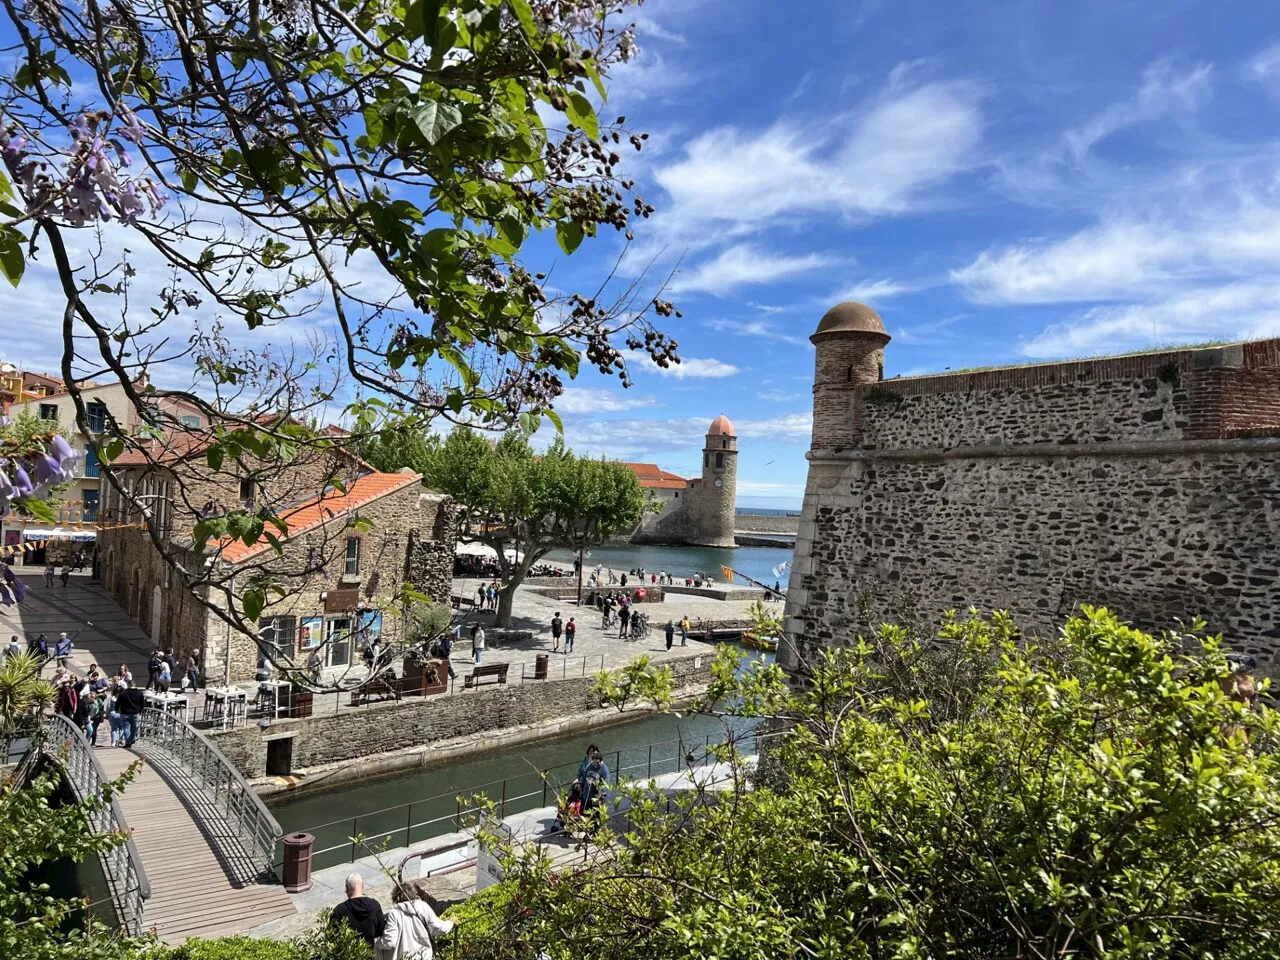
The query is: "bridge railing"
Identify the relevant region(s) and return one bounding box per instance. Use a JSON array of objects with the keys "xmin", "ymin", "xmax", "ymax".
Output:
[
  {"xmin": 34, "ymin": 713, "xmax": 151, "ymax": 935},
  {"xmin": 138, "ymin": 708, "xmax": 283, "ymax": 877}
]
